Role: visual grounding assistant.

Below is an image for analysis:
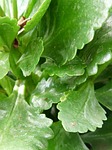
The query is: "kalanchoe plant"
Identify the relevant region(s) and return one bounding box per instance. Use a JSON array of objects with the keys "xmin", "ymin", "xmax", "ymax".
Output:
[{"xmin": 0, "ymin": 0, "xmax": 112, "ymax": 150}]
